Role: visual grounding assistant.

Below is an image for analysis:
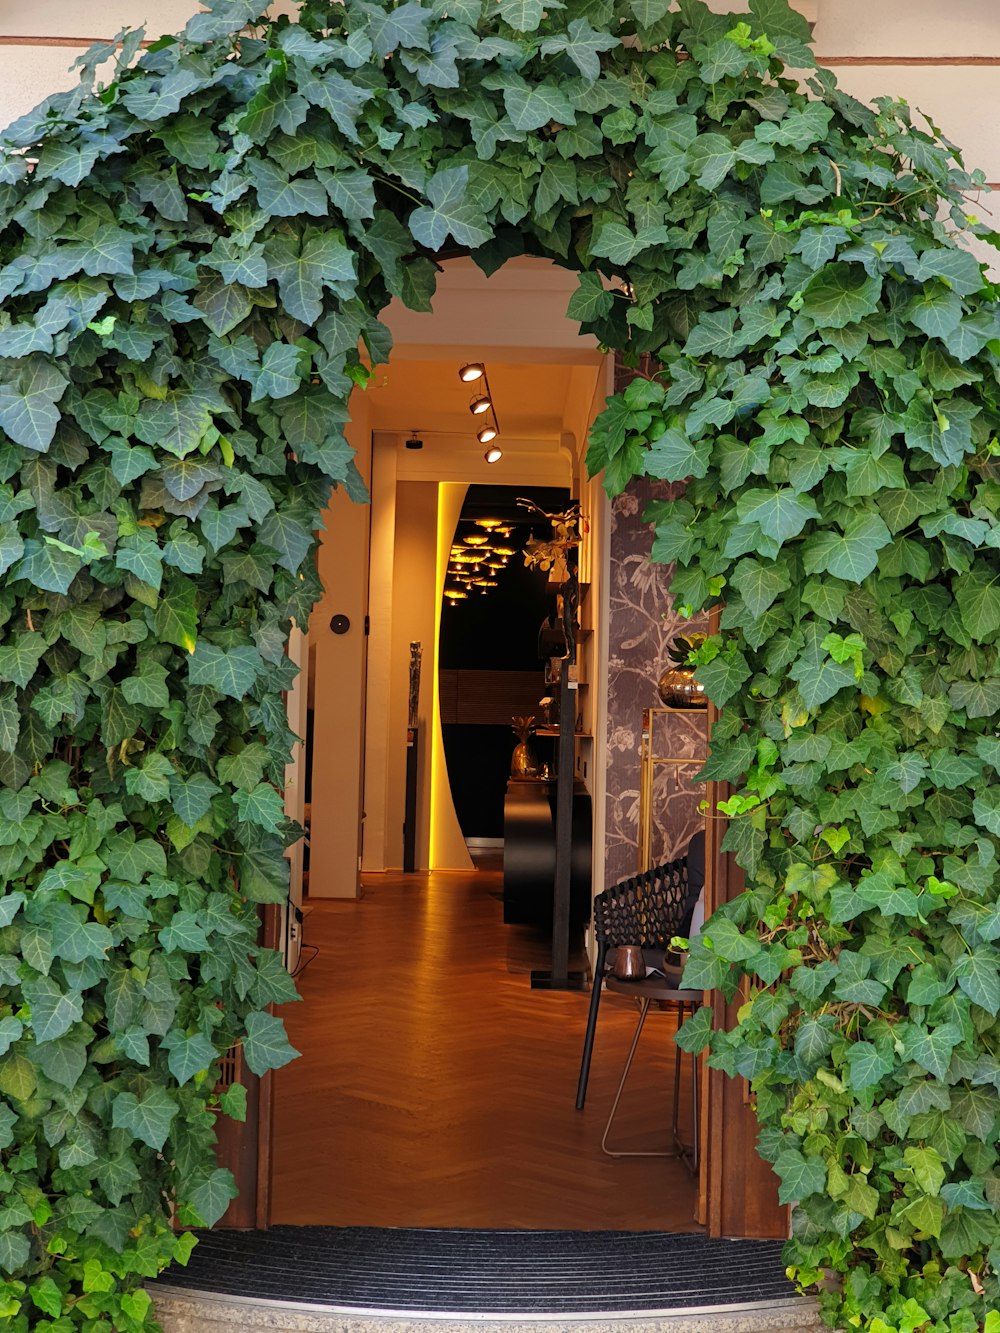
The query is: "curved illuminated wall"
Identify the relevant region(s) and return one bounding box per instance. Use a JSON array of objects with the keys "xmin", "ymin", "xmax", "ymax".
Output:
[{"xmin": 429, "ymin": 484, "xmax": 474, "ymax": 871}]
